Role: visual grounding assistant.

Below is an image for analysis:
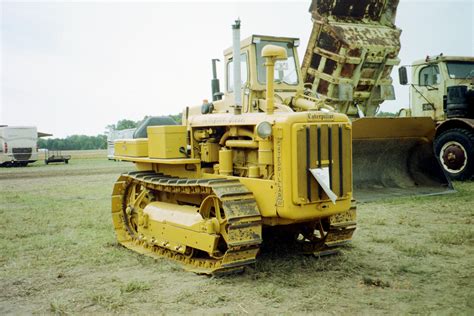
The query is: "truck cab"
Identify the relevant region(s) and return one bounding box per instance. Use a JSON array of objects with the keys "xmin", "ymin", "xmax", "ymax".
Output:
[{"xmin": 402, "ymin": 55, "xmax": 474, "ymax": 121}]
